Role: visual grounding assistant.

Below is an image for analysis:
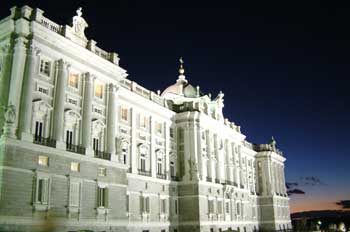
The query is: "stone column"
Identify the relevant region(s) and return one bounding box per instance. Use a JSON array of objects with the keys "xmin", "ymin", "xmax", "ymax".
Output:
[
  {"xmin": 5, "ymin": 36, "xmax": 28, "ymax": 138},
  {"xmin": 20, "ymin": 45, "xmax": 41, "ymax": 141},
  {"xmin": 106, "ymin": 83, "xmax": 119, "ymax": 161},
  {"xmin": 196, "ymin": 126, "xmax": 205, "ymax": 181},
  {"xmin": 183, "ymin": 123, "xmax": 192, "ymax": 181},
  {"xmin": 81, "ymin": 73, "xmax": 94, "ymax": 157},
  {"xmin": 206, "ymin": 130, "xmax": 212, "ymax": 181},
  {"xmin": 150, "ymin": 117, "xmax": 156, "ymax": 177},
  {"xmin": 131, "ymin": 108, "xmax": 138, "ymax": 174},
  {"xmin": 53, "ymin": 59, "xmax": 70, "ymax": 149}
]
